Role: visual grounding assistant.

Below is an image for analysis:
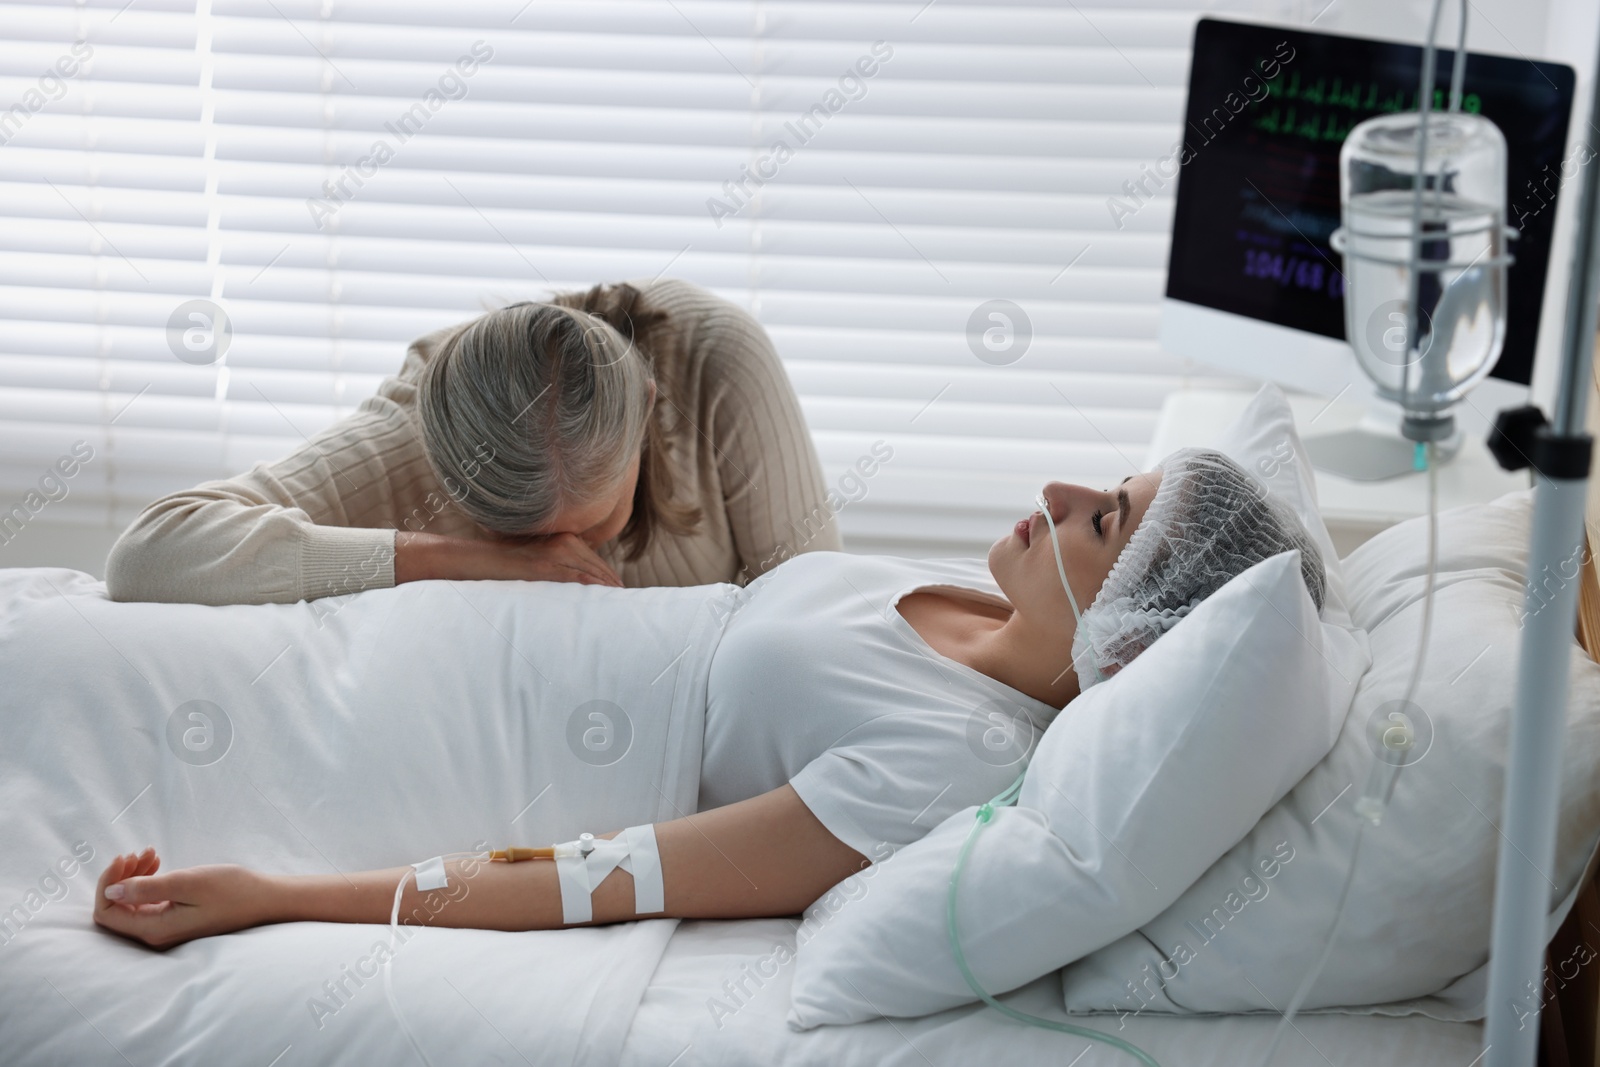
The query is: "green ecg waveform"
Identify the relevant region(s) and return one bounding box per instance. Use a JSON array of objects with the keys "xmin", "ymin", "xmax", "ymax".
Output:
[{"xmin": 1253, "ymin": 71, "xmax": 1483, "ymax": 145}]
